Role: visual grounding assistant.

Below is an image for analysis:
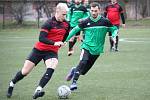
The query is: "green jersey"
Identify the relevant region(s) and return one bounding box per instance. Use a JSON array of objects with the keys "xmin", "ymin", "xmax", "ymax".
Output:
[
  {"xmin": 67, "ymin": 4, "xmax": 89, "ymax": 28},
  {"xmin": 65, "ymin": 15, "xmax": 118, "ymax": 55}
]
